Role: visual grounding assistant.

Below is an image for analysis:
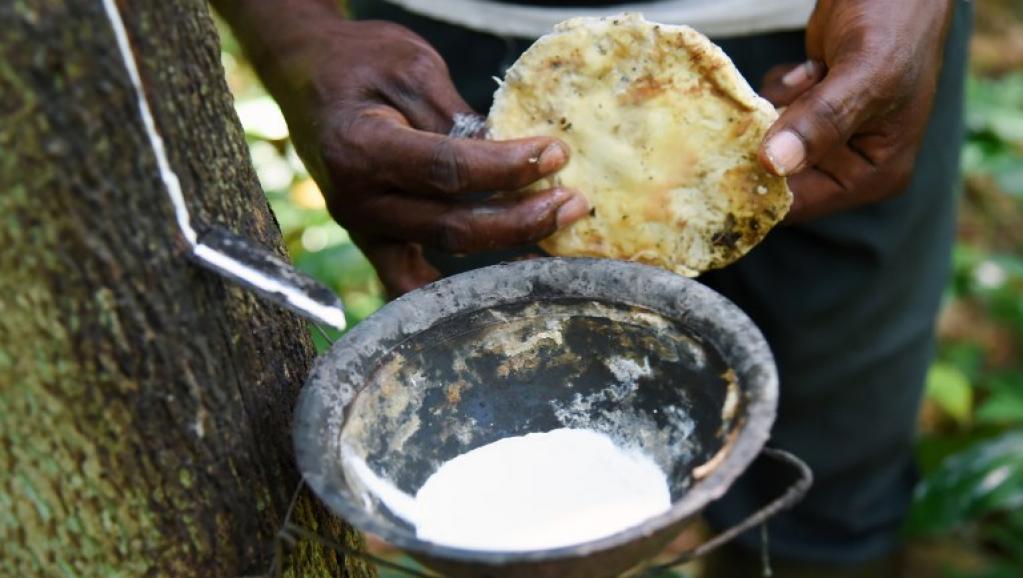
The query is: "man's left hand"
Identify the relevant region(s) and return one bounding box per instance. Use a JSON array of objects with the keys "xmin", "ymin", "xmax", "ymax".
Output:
[{"xmin": 757, "ymin": 0, "xmax": 956, "ymax": 222}]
